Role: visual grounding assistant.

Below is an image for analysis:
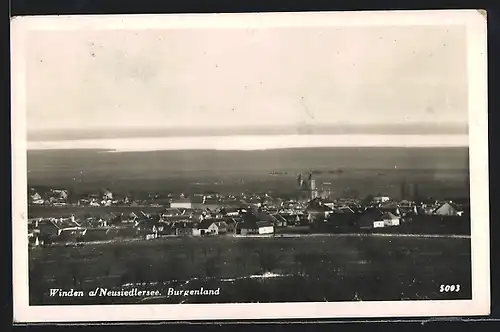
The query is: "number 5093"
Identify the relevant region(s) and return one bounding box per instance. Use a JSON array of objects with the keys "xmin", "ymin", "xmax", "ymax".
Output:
[{"xmin": 440, "ymin": 284, "xmax": 460, "ymax": 292}]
